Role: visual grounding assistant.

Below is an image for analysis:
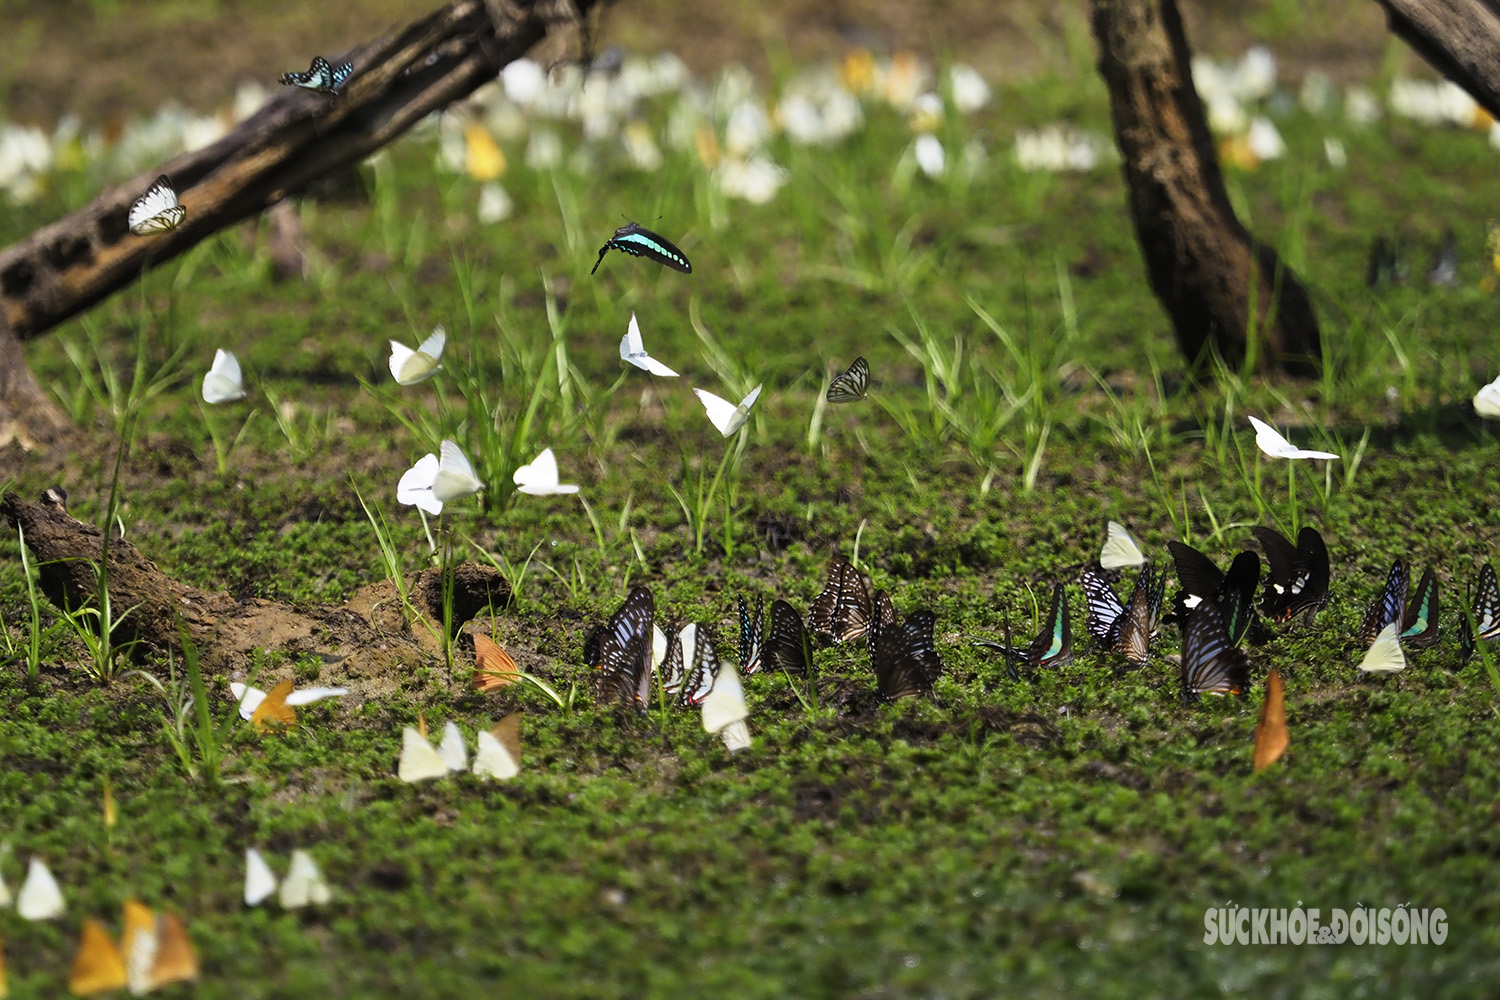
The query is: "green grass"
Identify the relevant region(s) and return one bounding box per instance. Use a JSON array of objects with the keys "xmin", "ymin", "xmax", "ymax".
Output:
[{"xmin": 4, "ymin": 51, "xmax": 1500, "ymax": 998}]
